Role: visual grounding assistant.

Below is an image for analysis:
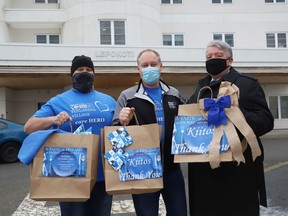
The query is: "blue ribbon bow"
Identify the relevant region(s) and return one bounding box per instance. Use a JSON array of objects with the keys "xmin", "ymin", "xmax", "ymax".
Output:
[{"xmin": 204, "ymin": 95, "xmax": 231, "ymax": 127}]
